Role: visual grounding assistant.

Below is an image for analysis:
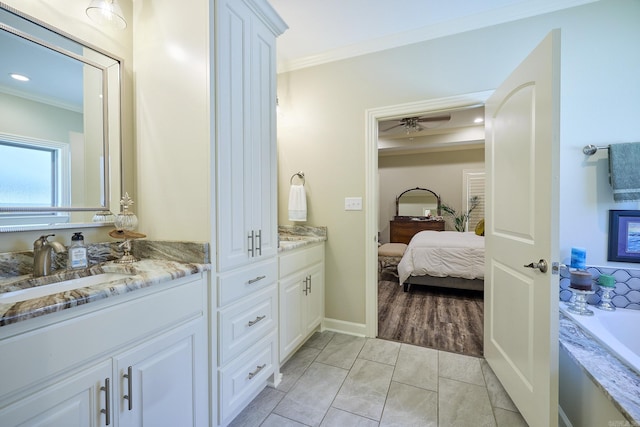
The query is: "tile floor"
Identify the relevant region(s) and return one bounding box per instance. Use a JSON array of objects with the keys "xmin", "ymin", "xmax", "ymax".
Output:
[{"xmin": 229, "ymin": 331, "xmax": 528, "ymax": 427}]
